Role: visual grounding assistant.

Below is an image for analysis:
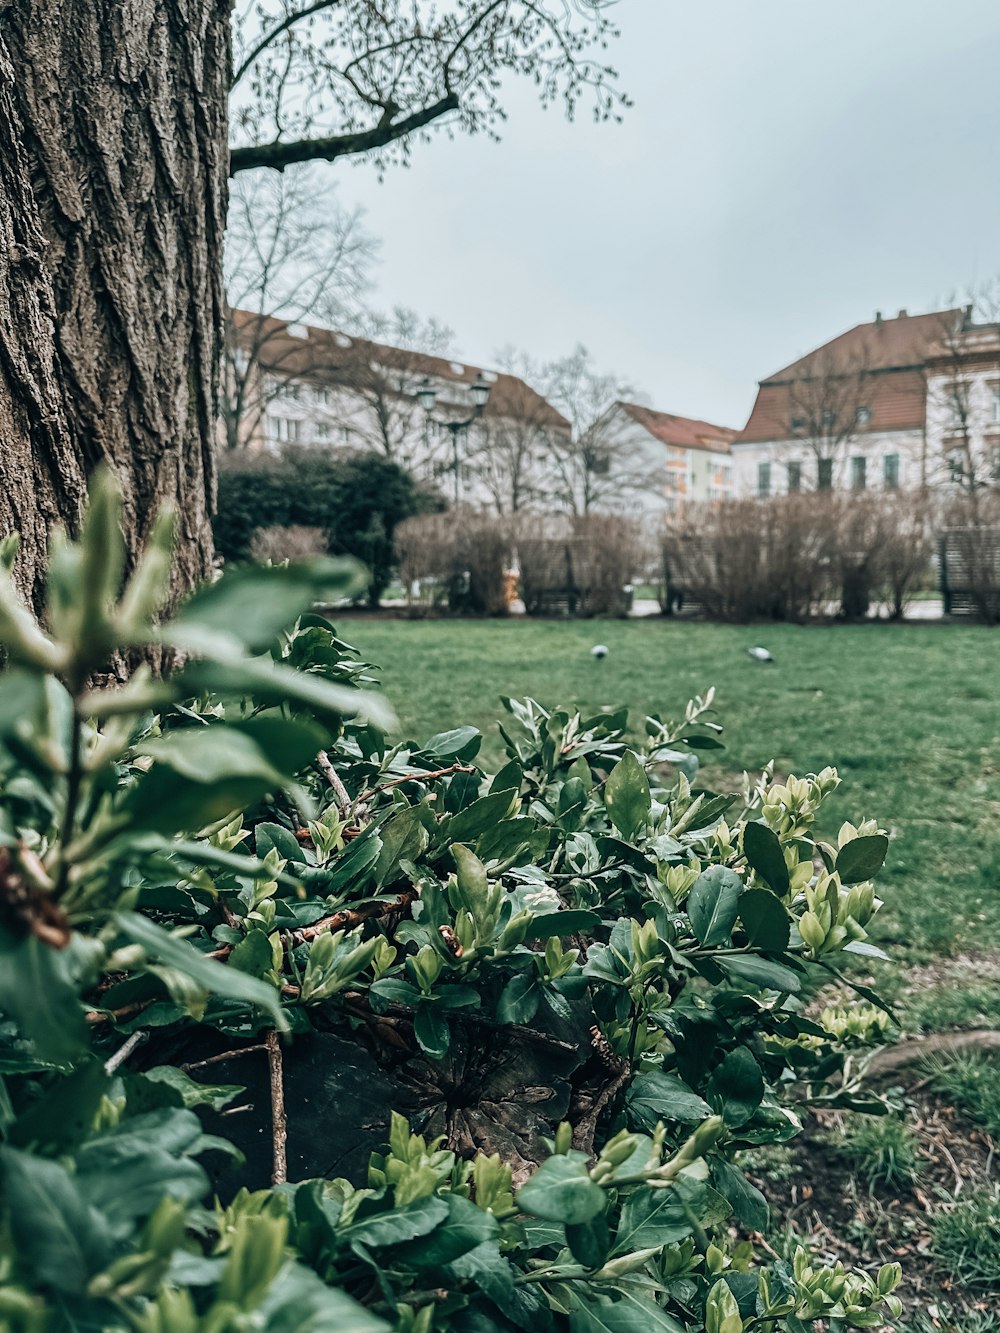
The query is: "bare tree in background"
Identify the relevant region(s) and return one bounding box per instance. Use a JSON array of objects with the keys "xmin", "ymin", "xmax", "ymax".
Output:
[
  {"xmin": 223, "ymin": 166, "xmax": 378, "ymax": 451},
  {"xmin": 924, "ymin": 293, "xmax": 1000, "ymax": 493},
  {"xmin": 334, "ymin": 309, "xmax": 455, "ymax": 468},
  {"xmin": 470, "ymin": 349, "xmax": 562, "ymax": 514},
  {"xmin": 784, "ymin": 341, "xmax": 873, "ymax": 488},
  {"xmin": 541, "ymin": 346, "xmax": 646, "ymax": 513}
]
